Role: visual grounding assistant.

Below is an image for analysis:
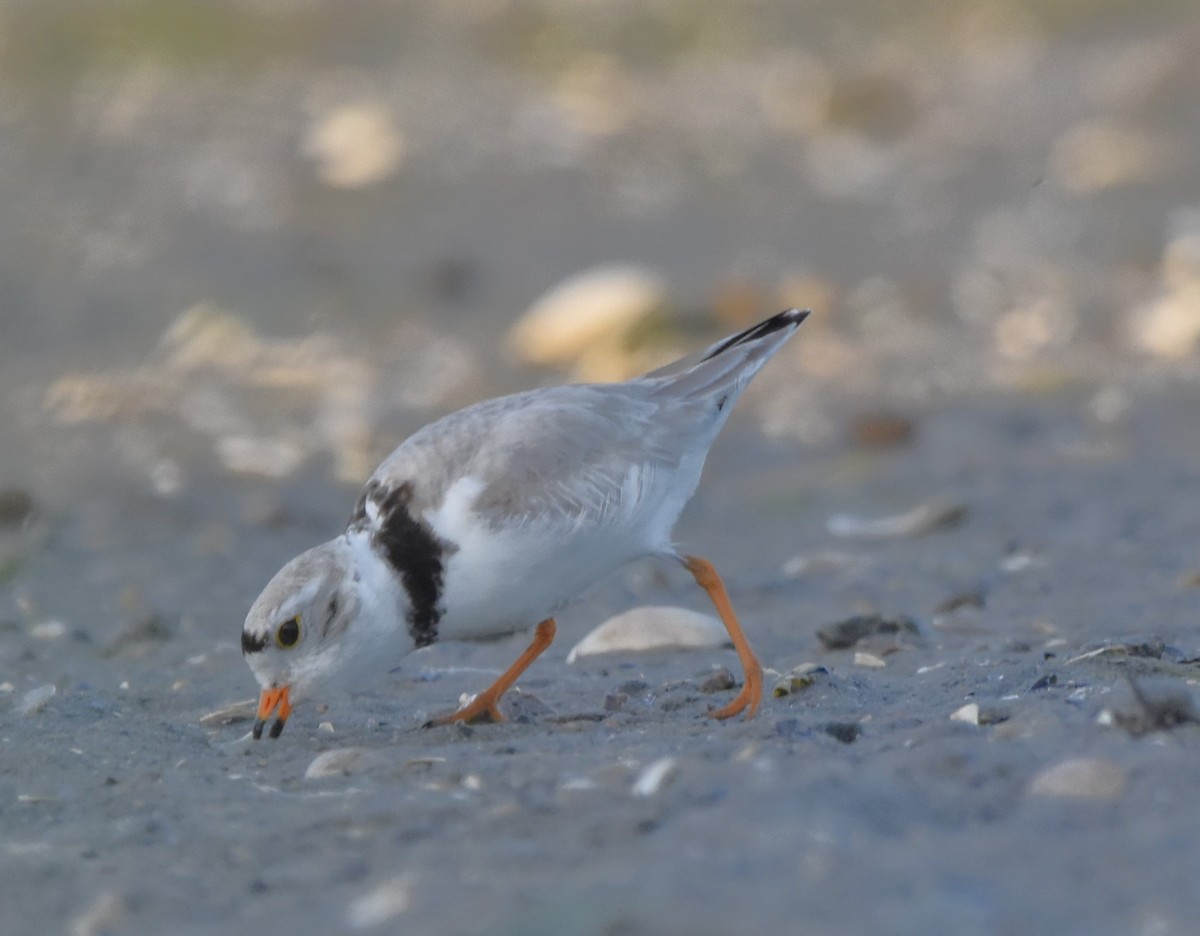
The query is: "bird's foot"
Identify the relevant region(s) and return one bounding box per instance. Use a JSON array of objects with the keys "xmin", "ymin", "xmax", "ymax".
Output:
[
  {"xmin": 422, "ymin": 693, "xmax": 506, "ymax": 728},
  {"xmin": 707, "ymin": 663, "xmax": 763, "ymax": 721}
]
